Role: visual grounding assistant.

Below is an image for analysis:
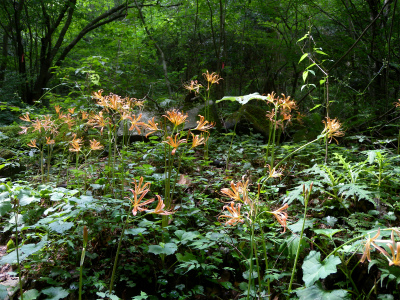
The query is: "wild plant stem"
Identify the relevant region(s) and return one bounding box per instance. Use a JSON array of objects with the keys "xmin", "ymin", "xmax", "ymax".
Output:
[
  {"xmin": 260, "ymin": 228, "xmax": 271, "ymax": 296},
  {"xmin": 79, "ymin": 247, "xmax": 85, "ymax": 300},
  {"xmin": 109, "ymin": 204, "xmax": 133, "ymax": 293},
  {"xmin": 288, "ymin": 188, "xmax": 309, "ymax": 296},
  {"xmin": 225, "ymin": 120, "xmax": 238, "ymax": 174},
  {"xmin": 14, "ymin": 201, "xmax": 23, "ymax": 300}
]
